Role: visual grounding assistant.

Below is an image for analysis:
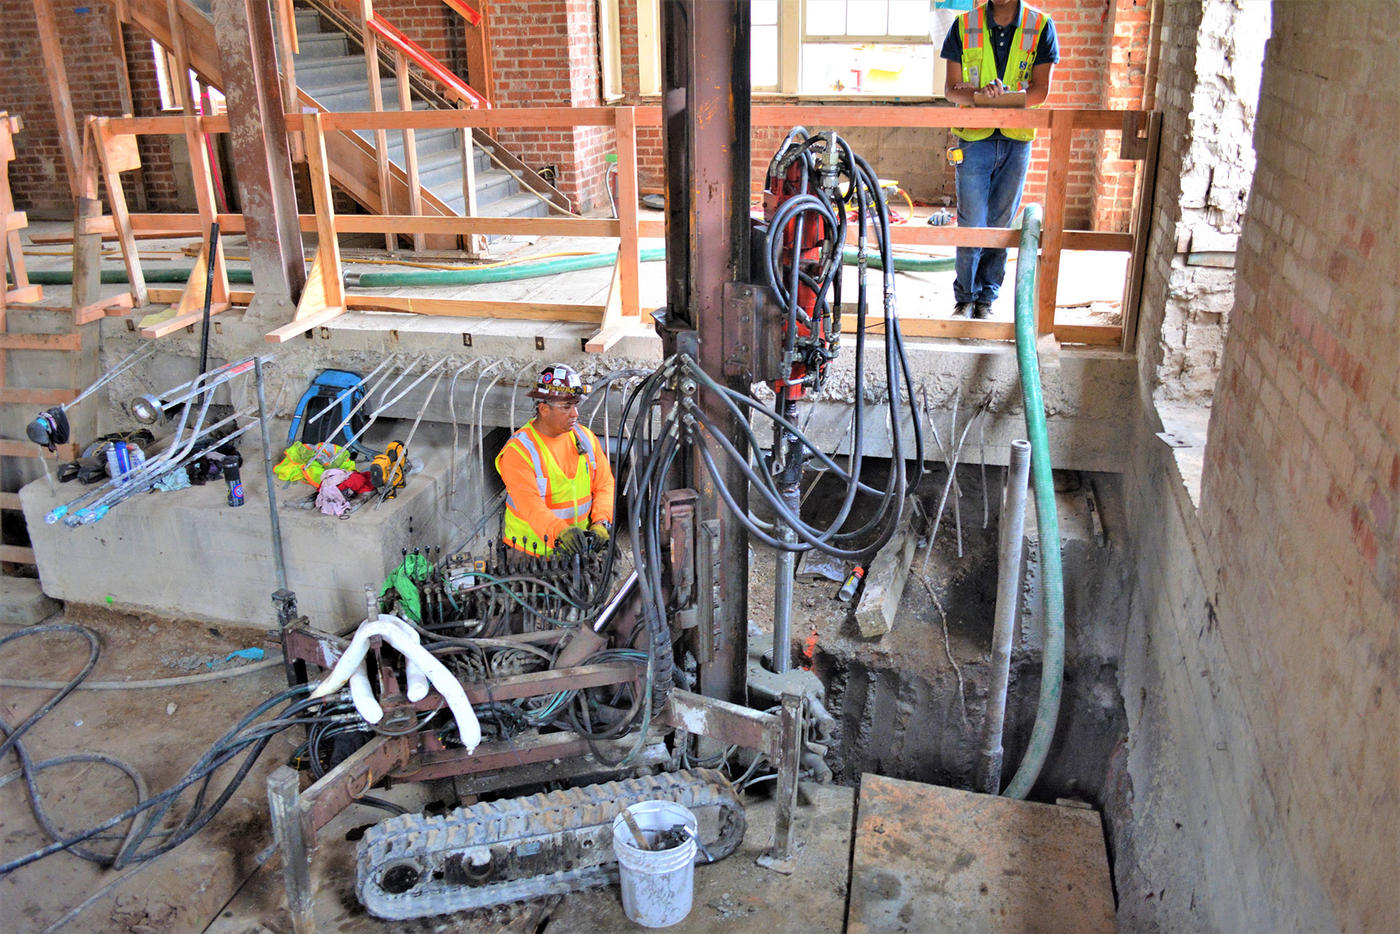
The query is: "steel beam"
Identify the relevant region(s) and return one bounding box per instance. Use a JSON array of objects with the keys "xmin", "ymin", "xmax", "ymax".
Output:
[
  {"xmin": 660, "ymin": 0, "xmax": 752, "ymax": 705},
  {"xmin": 210, "ymin": 0, "xmax": 306, "ymax": 306}
]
